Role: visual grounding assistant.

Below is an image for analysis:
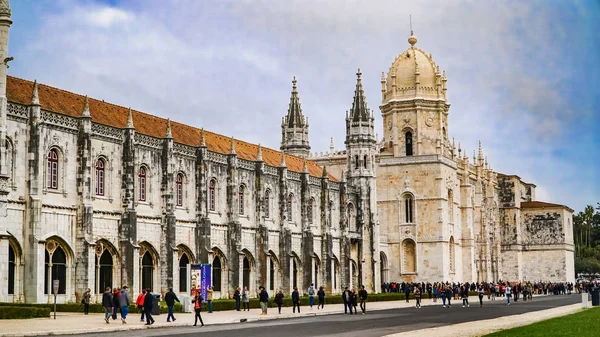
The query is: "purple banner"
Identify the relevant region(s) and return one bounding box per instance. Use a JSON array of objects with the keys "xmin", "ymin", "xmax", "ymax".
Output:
[{"xmin": 201, "ymin": 264, "xmax": 211, "ymax": 303}]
